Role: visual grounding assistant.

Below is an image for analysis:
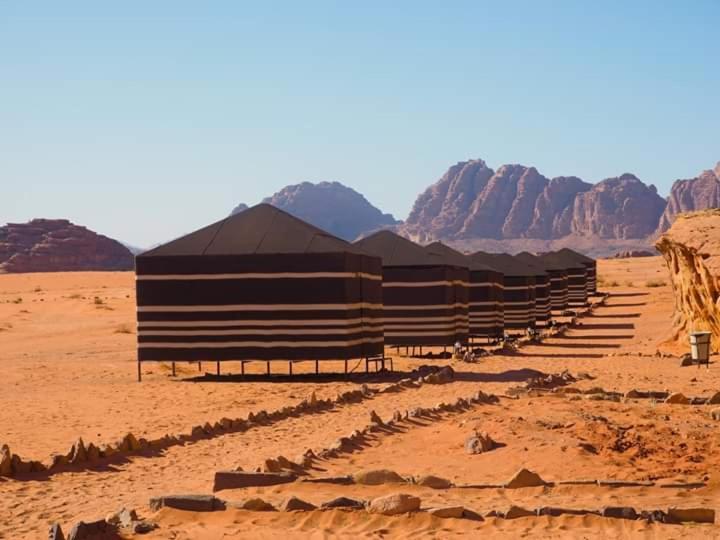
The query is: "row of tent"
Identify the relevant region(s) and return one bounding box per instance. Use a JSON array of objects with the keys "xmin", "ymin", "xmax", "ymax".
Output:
[{"xmin": 135, "ymin": 204, "xmax": 596, "ymax": 364}]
